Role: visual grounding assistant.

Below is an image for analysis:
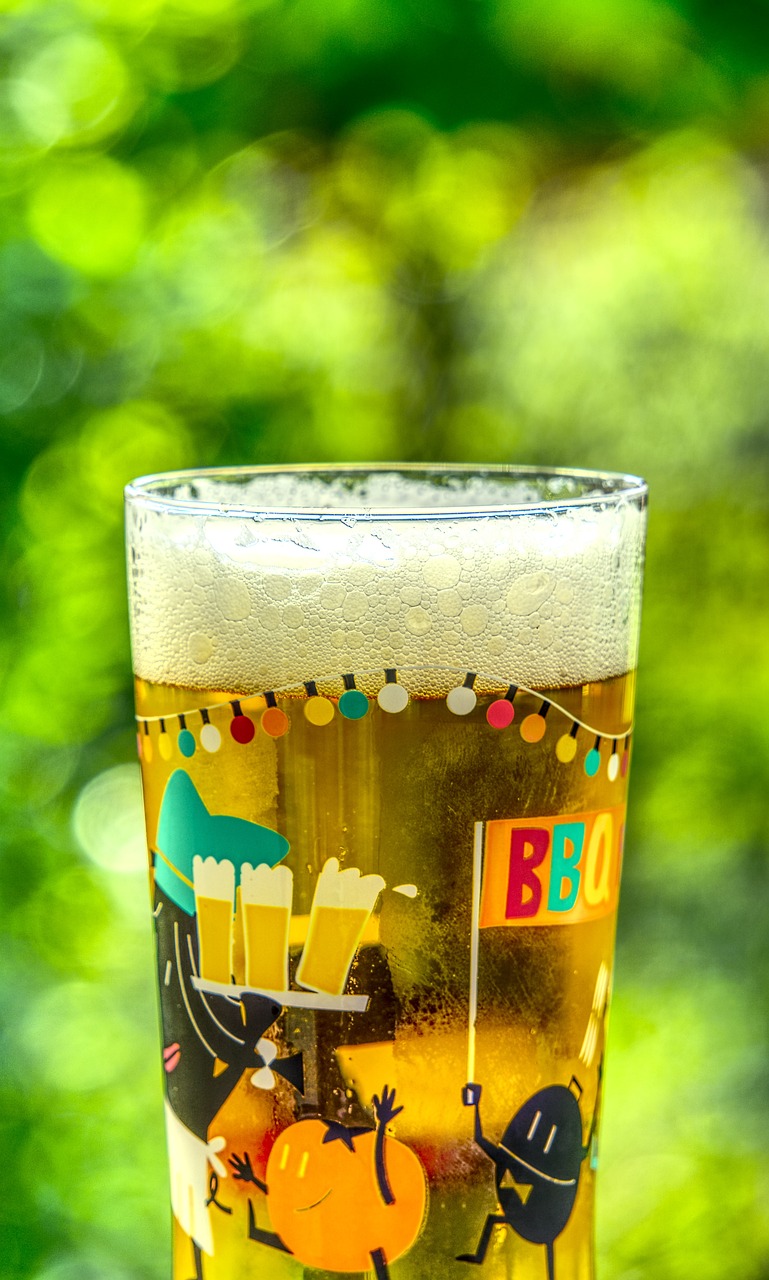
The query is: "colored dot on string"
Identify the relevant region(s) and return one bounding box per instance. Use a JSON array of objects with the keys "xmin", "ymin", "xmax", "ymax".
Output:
[
  {"xmin": 305, "ymin": 696, "xmax": 335, "ymax": 726},
  {"xmin": 487, "ymin": 699, "xmax": 514, "ymax": 729},
  {"xmin": 378, "ymin": 683, "xmax": 409, "ymax": 714},
  {"xmin": 262, "ymin": 707, "xmax": 289, "ymax": 738},
  {"xmin": 143, "ymin": 735, "xmax": 154, "ymax": 764},
  {"xmin": 556, "ymin": 733, "xmax": 577, "ymax": 763},
  {"xmin": 621, "ymin": 750, "xmax": 630, "ymax": 777},
  {"xmin": 339, "ymin": 689, "xmax": 369, "ymax": 720},
  {"xmin": 200, "ymin": 723, "xmax": 222, "ymax": 753},
  {"xmin": 178, "ymin": 729, "xmax": 196, "ymax": 758},
  {"xmin": 231, "ymin": 714, "xmax": 255, "ymax": 744},
  {"xmin": 520, "ymin": 713, "xmax": 546, "ymax": 743},
  {"xmin": 447, "ymin": 686, "xmax": 477, "ymax": 716},
  {"xmin": 136, "ymin": 733, "xmax": 142, "ymax": 759},
  {"xmin": 584, "ymin": 748, "xmax": 601, "ymax": 777},
  {"xmin": 607, "ymin": 751, "xmax": 620, "ymax": 781},
  {"xmin": 158, "ymin": 733, "xmax": 173, "ymax": 761}
]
